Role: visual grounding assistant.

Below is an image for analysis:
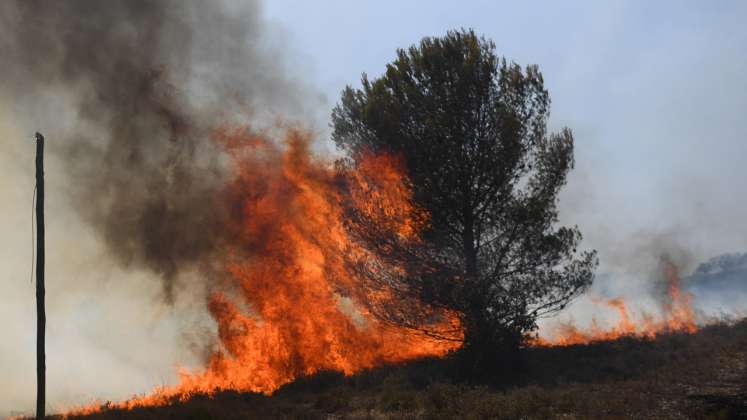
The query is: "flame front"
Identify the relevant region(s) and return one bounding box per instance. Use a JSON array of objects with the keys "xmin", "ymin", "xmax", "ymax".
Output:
[
  {"xmin": 66, "ymin": 127, "xmax": 460, "ymax": 416},
  {"xmin": 200, "ymin": 127, "xmax": 460, "ymax": 391},
  {"xmin": 62, "ymin": 126, "xmax": 704, "ymax": 416},
  {"xmin": 533, "ymin": 261, "xmax": 698, "ymax": 347}
]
